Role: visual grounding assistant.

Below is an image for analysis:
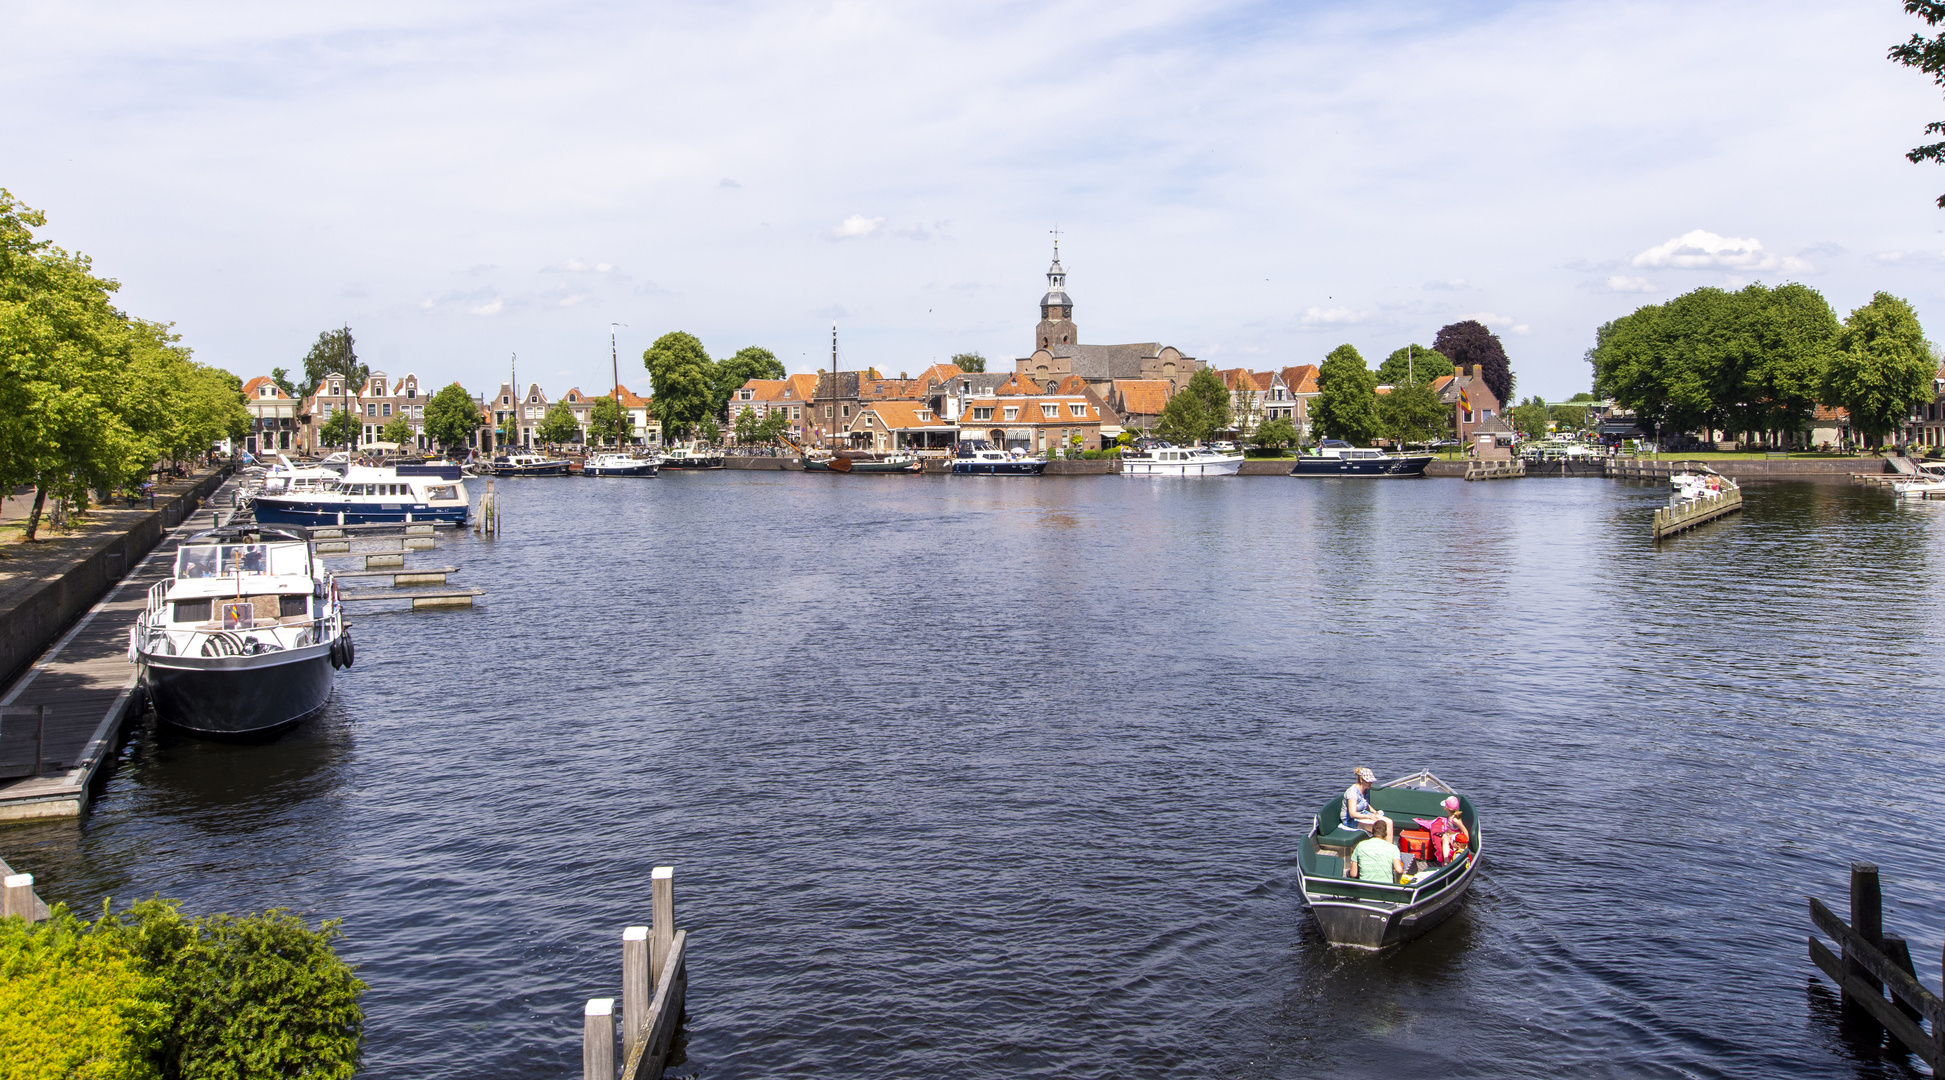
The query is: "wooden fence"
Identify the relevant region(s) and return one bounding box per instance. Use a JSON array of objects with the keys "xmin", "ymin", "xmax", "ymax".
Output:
[
  {"xmin": 1808, "ymin": 862, "xmax": 1942, "ymax": 1068},
  {"xmin": 584, "ymin": 866, "xmax": 689, "ymax": 1080}
]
